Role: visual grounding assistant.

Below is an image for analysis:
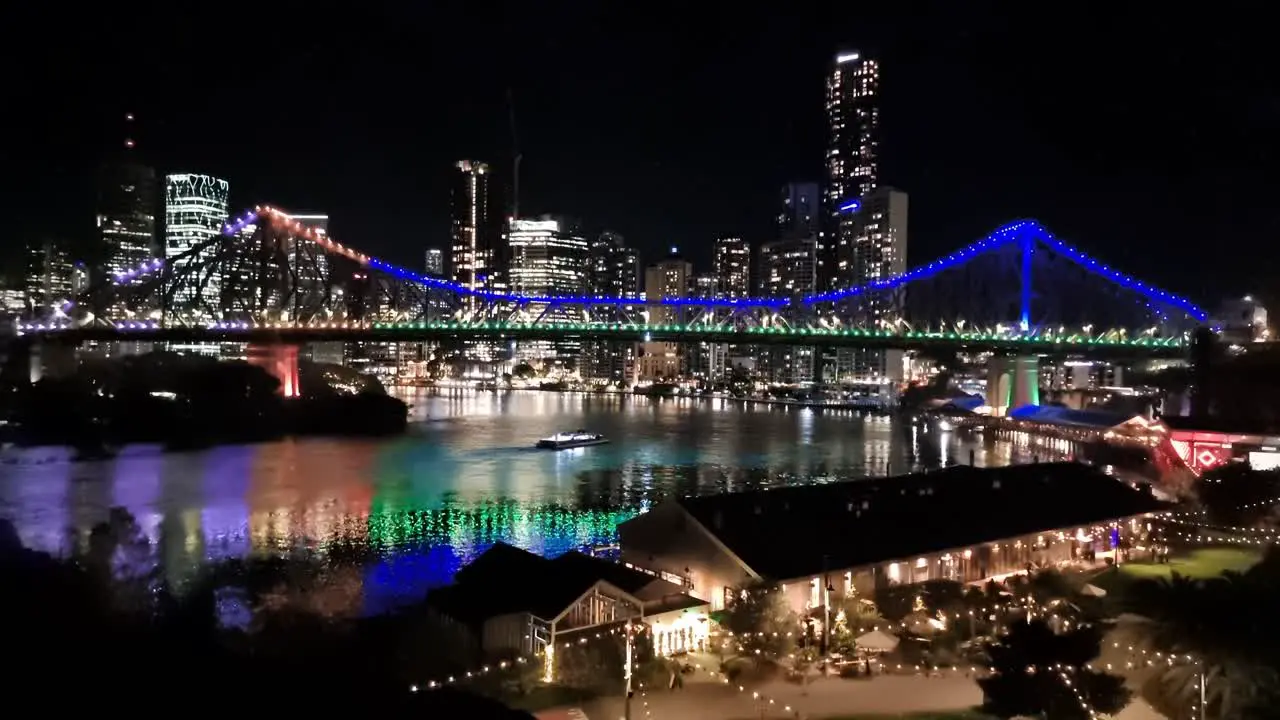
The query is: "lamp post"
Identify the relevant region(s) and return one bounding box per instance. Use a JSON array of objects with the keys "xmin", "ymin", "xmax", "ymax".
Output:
[
  {"xmin": 821, "ymin": 554, "xmax": 833, "ymax": 658},
  {"xmin": 623, "ymin": 598, "xmax": 645, "ymax": 720},
  {"xmin": 623, "ymin": 620, "xmax": 633, "ymax": 720}
]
